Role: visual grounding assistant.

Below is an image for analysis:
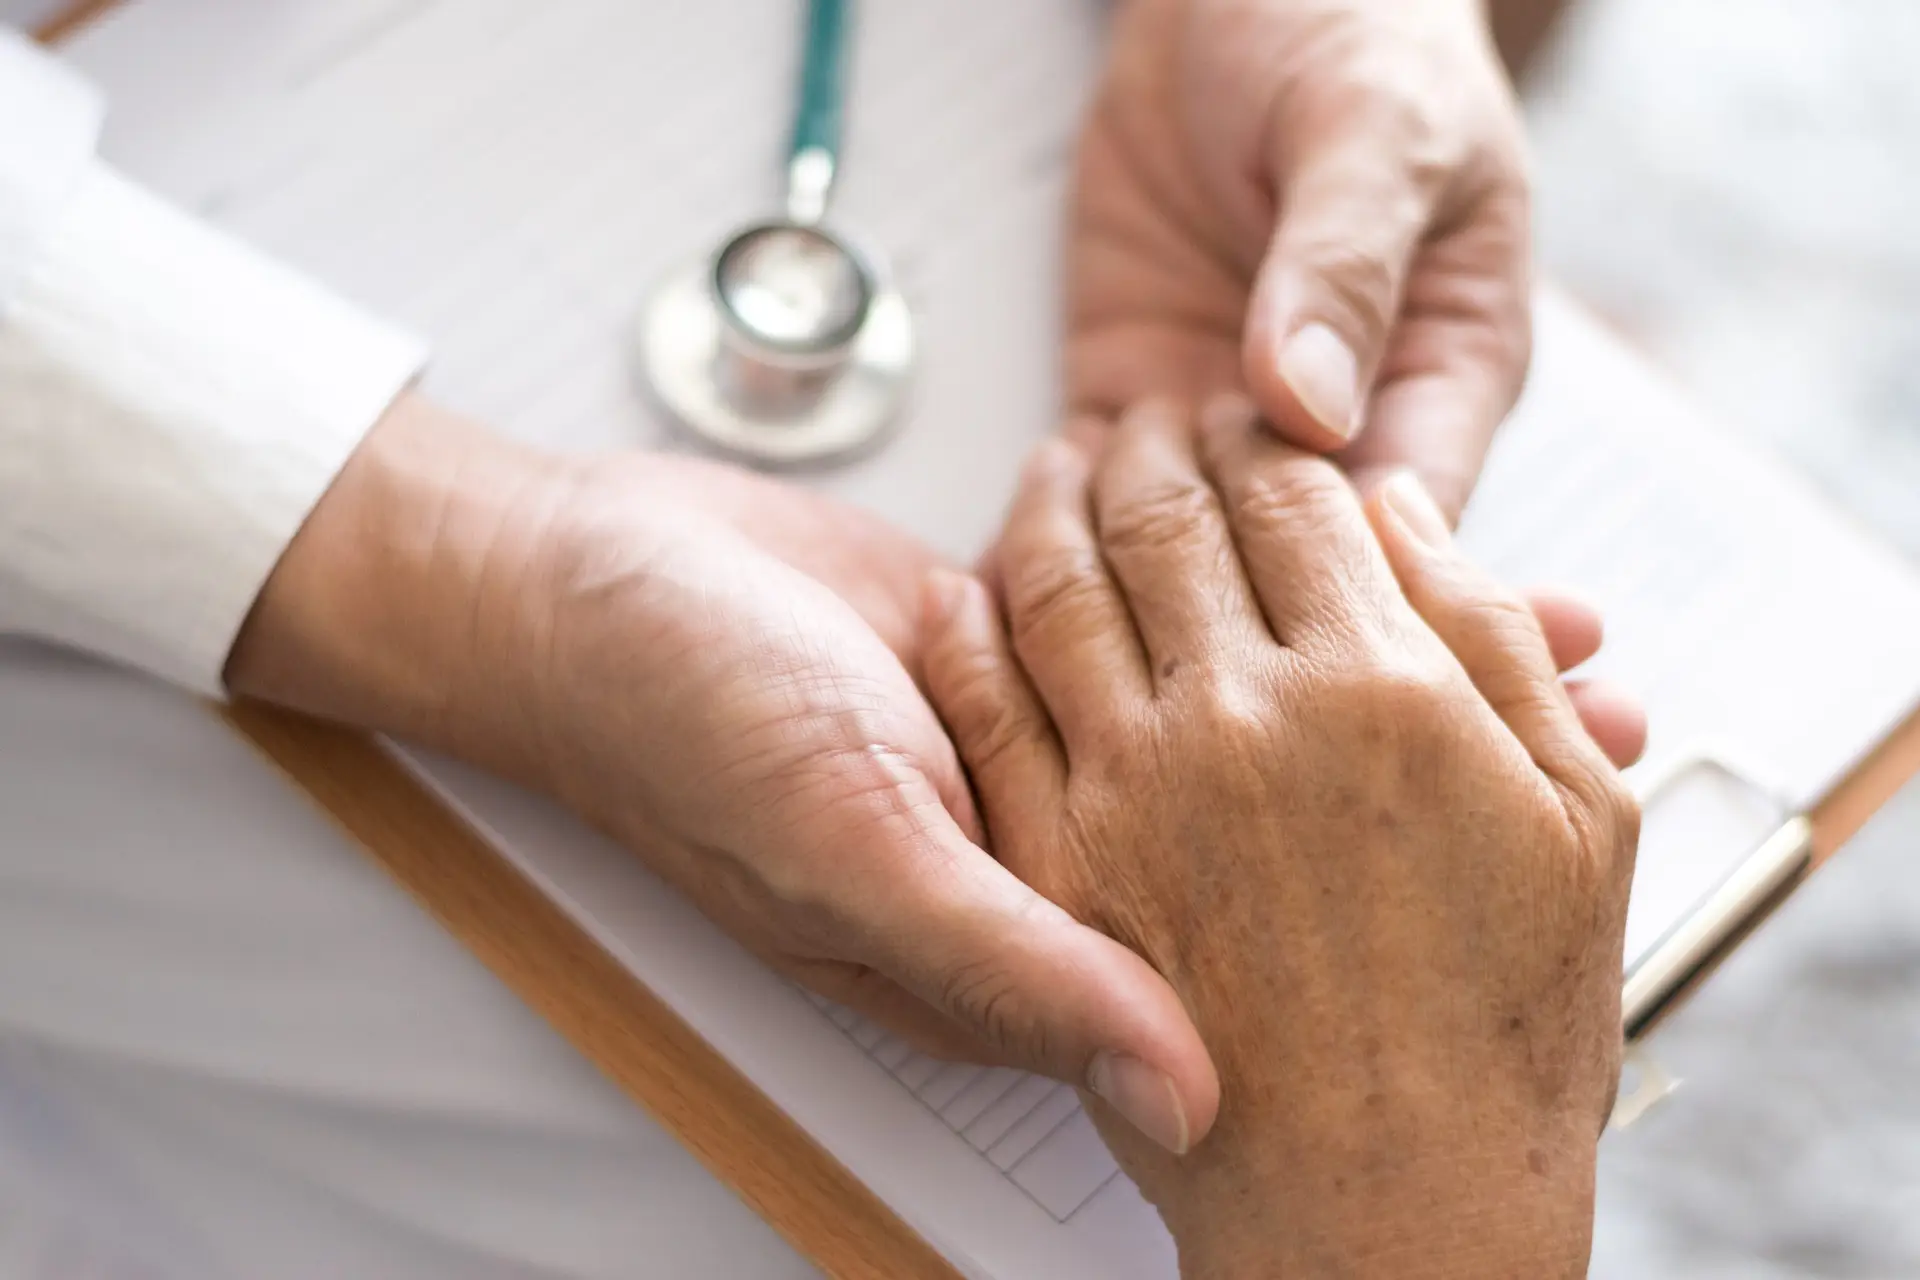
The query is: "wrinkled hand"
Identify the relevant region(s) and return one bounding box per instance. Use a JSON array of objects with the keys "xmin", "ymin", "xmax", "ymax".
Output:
[
  {"xmin": 229, "ymin": 399, "xmax": 1216, "ymax": 1153},
  {"xmin": 1070, "ymin": 0, "xmax": 1531, "ymax": 516},
  {"xmin": 529, "ymin": 454, "xmax": 1223, "ymax": 1148},
  {"xmin": 923, "ymin": 400, "xmax": 1641, "ymax": 1277},
  {"xmin": 655, "ymin": 454, "xmax": 943, "ymax": 668}
]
